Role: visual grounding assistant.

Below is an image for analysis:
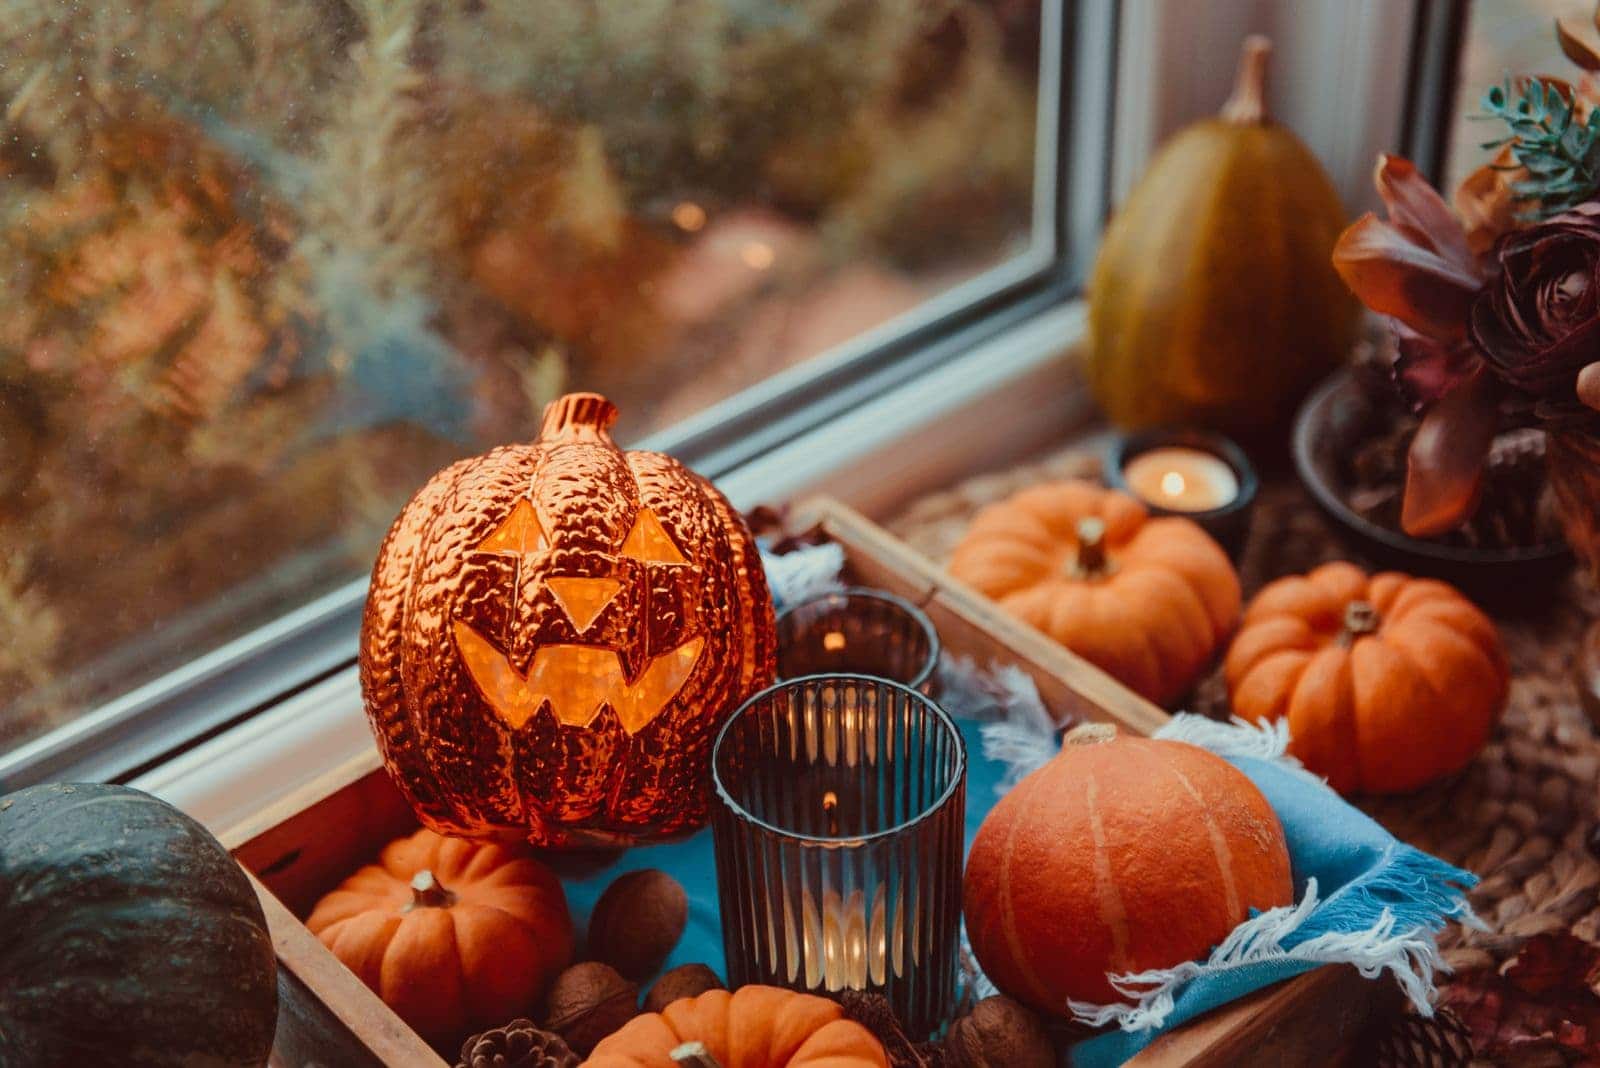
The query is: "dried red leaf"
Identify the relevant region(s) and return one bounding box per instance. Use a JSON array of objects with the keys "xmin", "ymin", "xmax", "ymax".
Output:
[
  {"xmin": 1557, "ymin": 17, "xmax": 1600, "ymax": 72},
  {"xmin": 1333, "ymin": 156, "xmax": 1486, "ymax": 342},
  {"xmin": 1442, "ymin": 934, "xmax": 1600, "ymax": 1062},
  {"xmin": 1332, "ymin": 216, "xmax": 1483, "ymax": 340},
  {"xmin": 1375, "ymin": 155, "xmax": 1478, "ymax": 269},
  {"xmin": 1392, "ymin": 326, "xmax": 1481, "ymax": 409},
  {"xmin": 1401, "ymin": 366, "xmax": 1500, "ymax": 537},
  {"xmin": 1504, "ymin": 932, "xmax": 1600, "ymax": 996}
]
